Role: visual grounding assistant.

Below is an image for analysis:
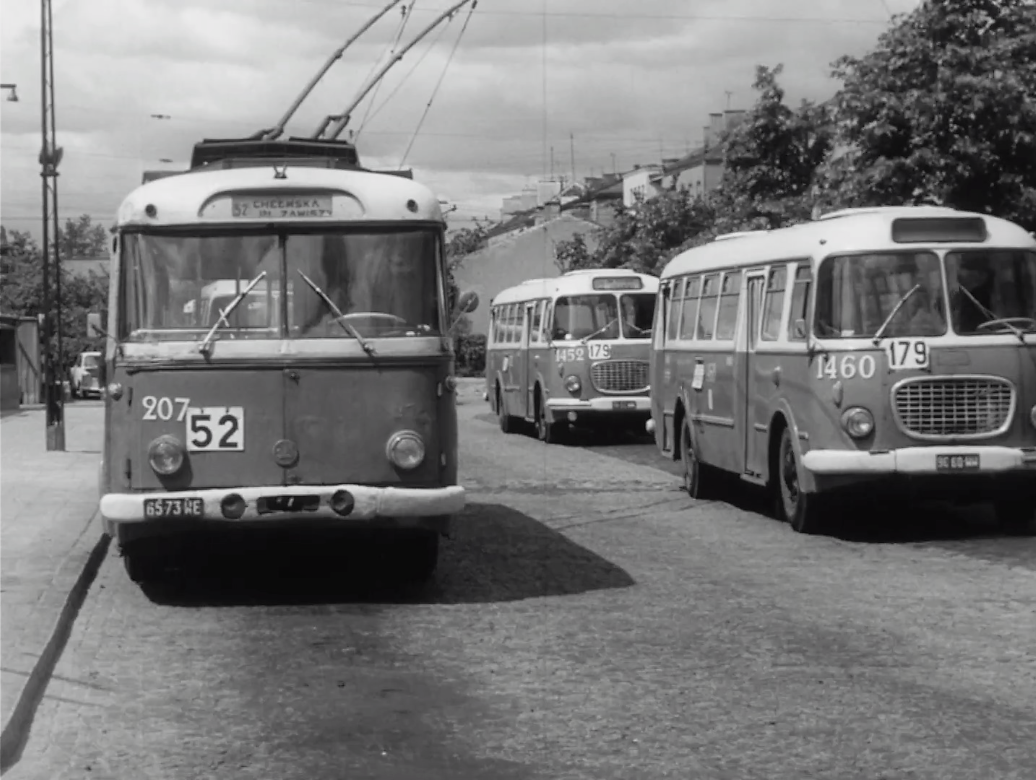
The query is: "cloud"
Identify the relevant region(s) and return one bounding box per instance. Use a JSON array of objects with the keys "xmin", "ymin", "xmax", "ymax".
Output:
[{"xmin": 1, "ymin": 0, "xmax": 922, "ymax": 235}]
